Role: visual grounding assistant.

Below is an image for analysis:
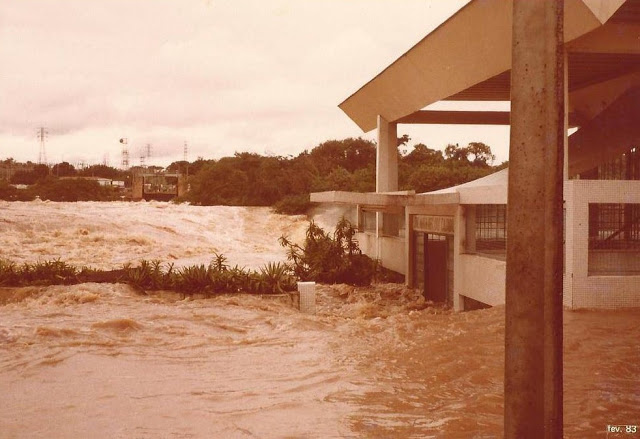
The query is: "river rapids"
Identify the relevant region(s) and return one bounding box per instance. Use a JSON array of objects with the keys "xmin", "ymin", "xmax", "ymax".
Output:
[{"xmin": 0, "ymin": 201, "xmax": 638, "ymax": 438}]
